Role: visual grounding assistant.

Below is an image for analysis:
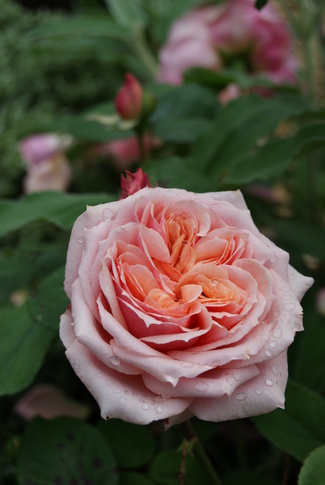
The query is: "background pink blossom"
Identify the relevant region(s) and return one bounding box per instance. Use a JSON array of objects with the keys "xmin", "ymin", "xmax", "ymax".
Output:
[{"xmin": 158, "ymin": 0, "xmax": 297, "ymax": 86}]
